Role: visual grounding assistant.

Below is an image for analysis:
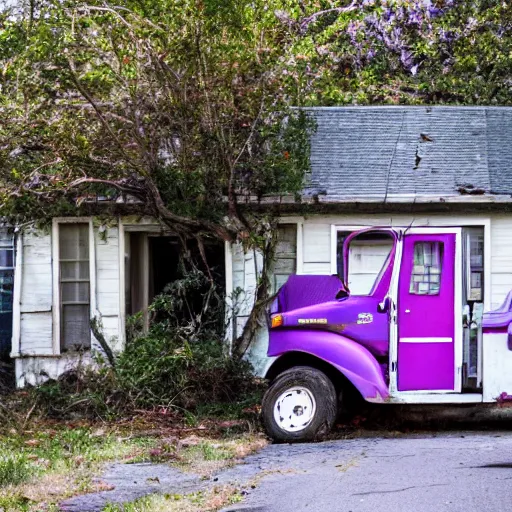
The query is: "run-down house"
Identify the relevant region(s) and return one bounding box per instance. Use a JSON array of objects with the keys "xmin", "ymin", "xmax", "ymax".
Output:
[{"xmin": 6, "ymin": 106, "xmax": 512, "ymax": 389}]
